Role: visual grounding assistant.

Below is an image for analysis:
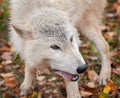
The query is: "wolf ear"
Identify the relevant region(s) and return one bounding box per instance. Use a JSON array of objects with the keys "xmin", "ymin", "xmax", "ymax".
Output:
[{"xmin": 11, "ymin": 25, "xmax": 33, "ymax": 39}]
